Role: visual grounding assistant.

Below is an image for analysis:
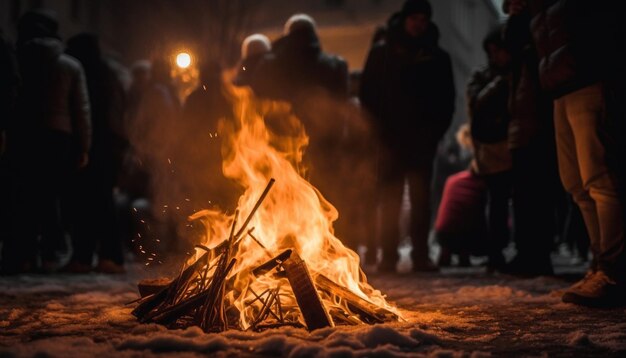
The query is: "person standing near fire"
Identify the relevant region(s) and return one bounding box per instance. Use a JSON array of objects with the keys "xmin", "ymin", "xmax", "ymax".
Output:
[
  {"xmin": 526, "ymin": 0, "xmax": 626, "ymax": 306},
  {"xmin": 465, "ymin": 25, "xmax": 513, "ymax": 272},
  {"xmin": 2, "ymin": 9, "xmax": 91, "ymax": 273},
  {"xmin": 359, "ymin": 0, "xmax": 455, "ymax": 272}
]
